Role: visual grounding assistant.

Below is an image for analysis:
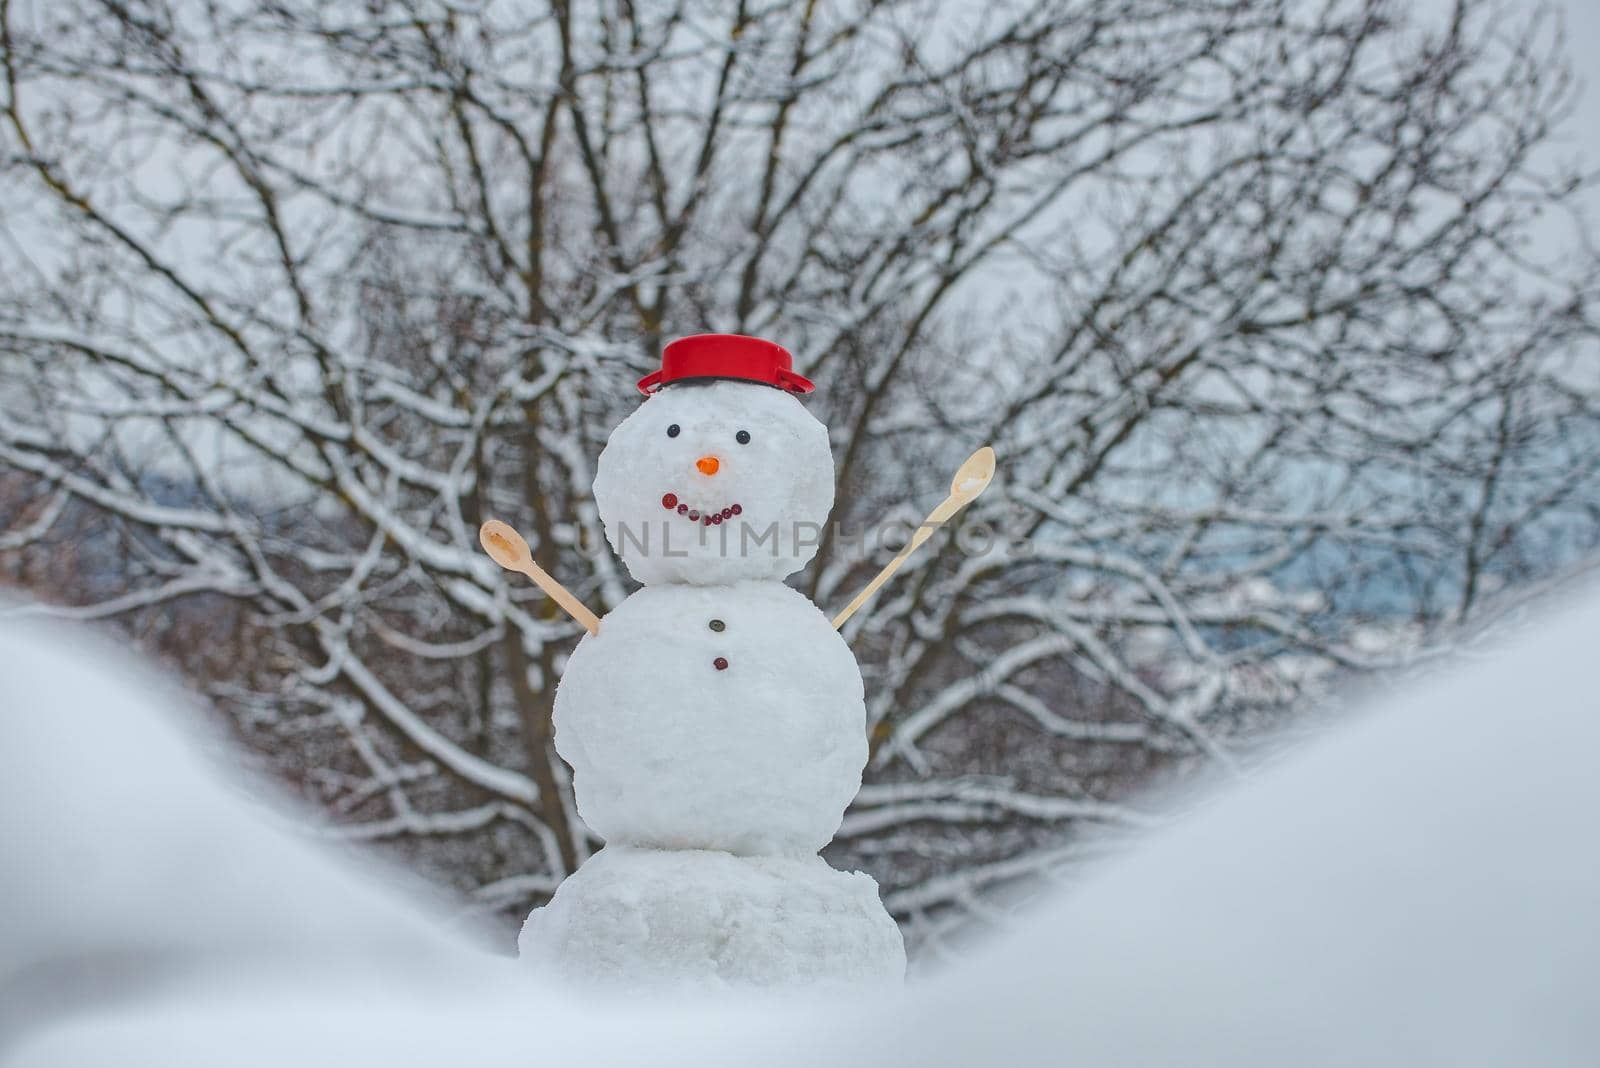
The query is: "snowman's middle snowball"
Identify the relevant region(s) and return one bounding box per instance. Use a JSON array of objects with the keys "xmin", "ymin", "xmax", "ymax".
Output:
[{"xmin": 554, "ymin": 581, "xmax": 866, "ymax": 855}]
